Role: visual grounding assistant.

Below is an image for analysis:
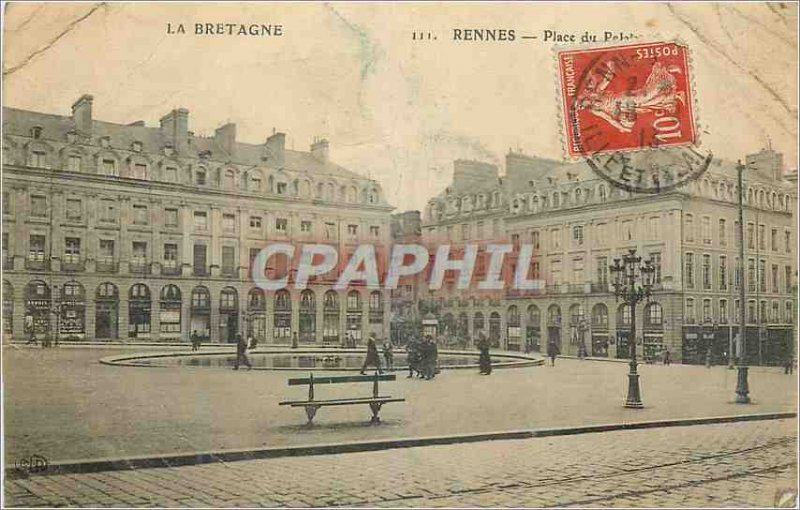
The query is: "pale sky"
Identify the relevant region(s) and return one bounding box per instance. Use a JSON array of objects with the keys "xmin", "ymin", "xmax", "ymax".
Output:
[{"xmin": 3, "ymin": 2, "xmax": 797, "ymax": 212}]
